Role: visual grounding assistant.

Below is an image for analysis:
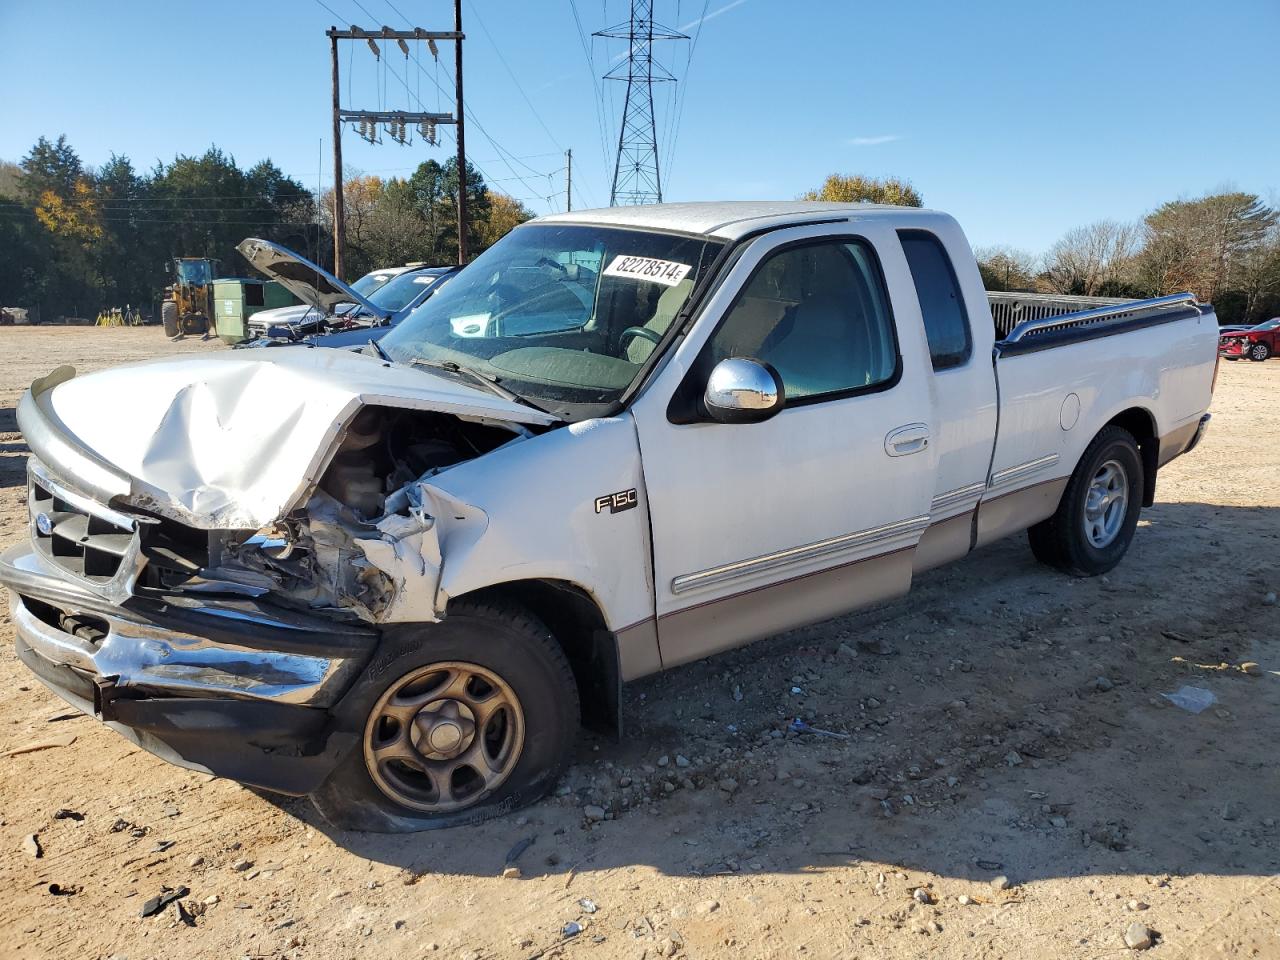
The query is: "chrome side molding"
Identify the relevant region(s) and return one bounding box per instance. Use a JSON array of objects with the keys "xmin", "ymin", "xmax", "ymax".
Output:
[
  {"xmin": 988, "ymin": 453, "xmax": 1060, "ymax": 490},
  {"xmin": 671, "ymin": 515, "xmax": 931, "ymax": 596},
  {"xmin": 930, "ymin": 481, "xmax": 986, "ymax": 512}
]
